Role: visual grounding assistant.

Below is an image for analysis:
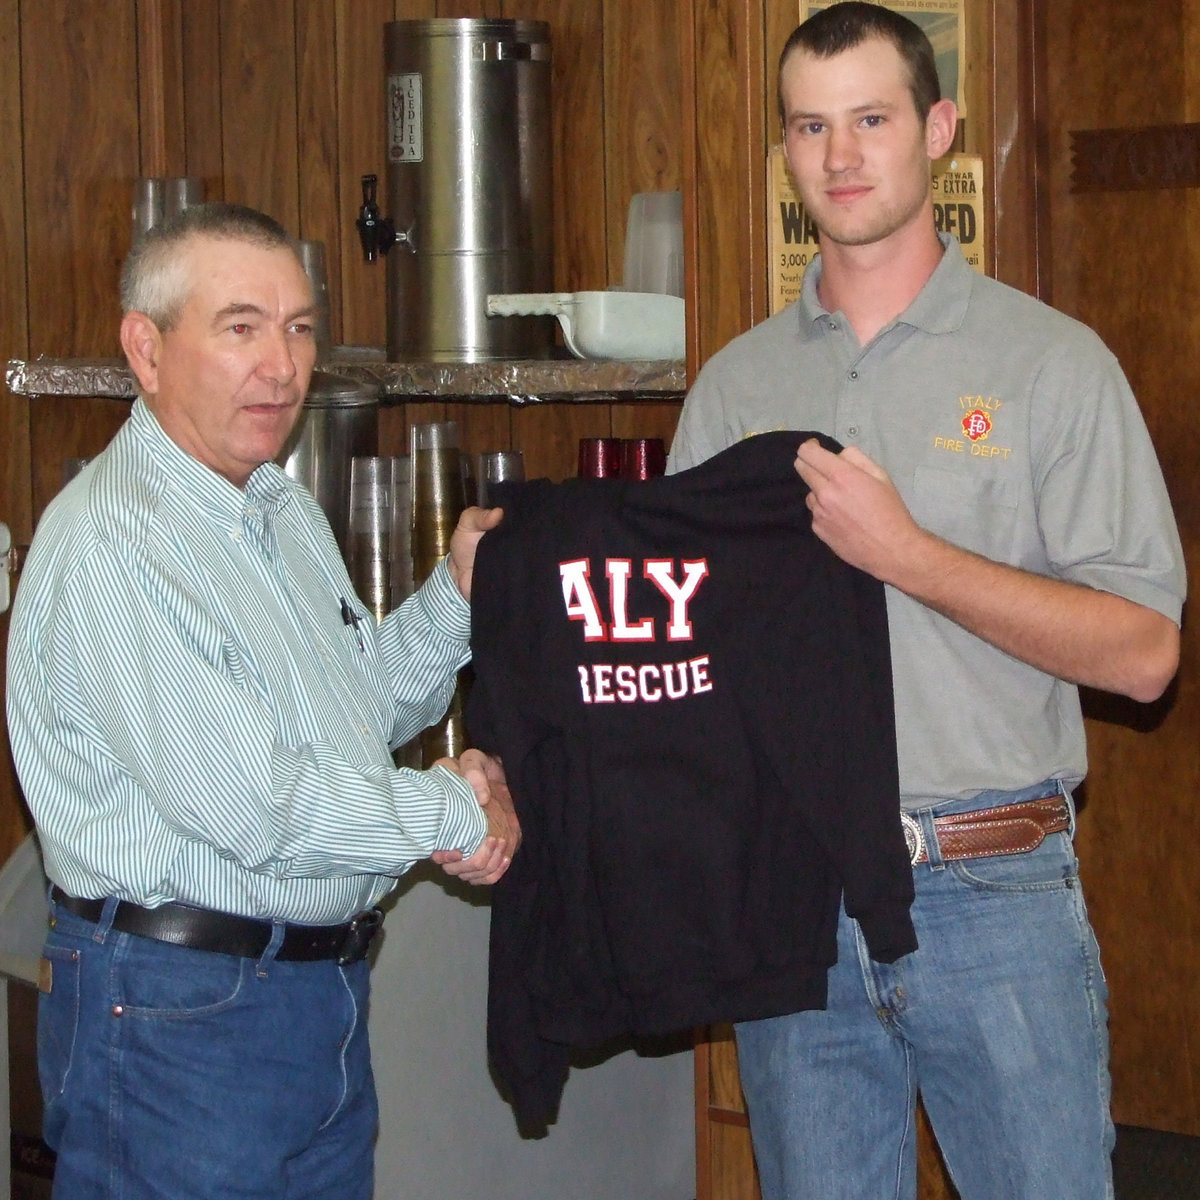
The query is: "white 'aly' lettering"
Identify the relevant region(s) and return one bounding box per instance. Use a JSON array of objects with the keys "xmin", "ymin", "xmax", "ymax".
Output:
[{"xmin": 559, "ymin": 557, "xmax": 710, "ymax": 642}]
